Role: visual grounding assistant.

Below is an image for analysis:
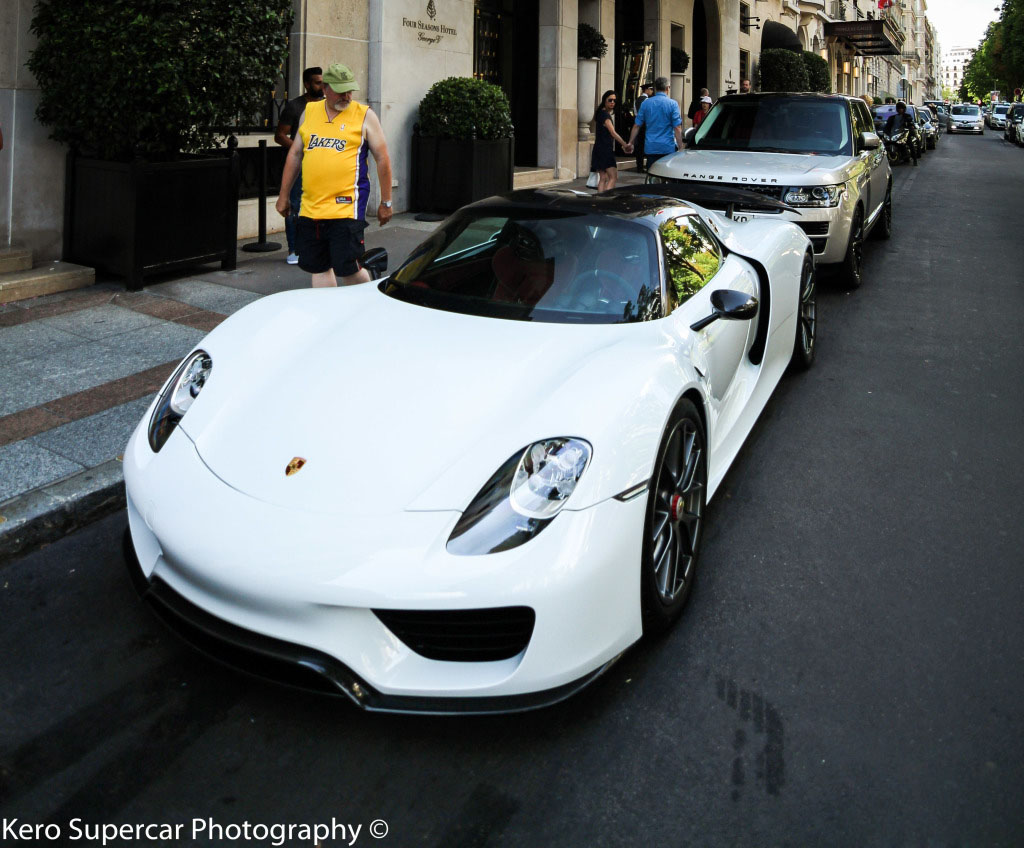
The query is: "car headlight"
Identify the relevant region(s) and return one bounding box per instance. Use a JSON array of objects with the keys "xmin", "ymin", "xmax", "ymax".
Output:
[
  {"xmin": 646, "ymin": 174, "xmax": 671, "ymax": 184},
  {"xmin": 783, "ymin": 184, "xmax": 844, "ymax": 207},
  {"xmin": 447, "ymin": 438, "xmax": 592, "ymax": 555},
  {"xmin": 148, "ymin": 350, "xmax": 212, "ymax": 452}
]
